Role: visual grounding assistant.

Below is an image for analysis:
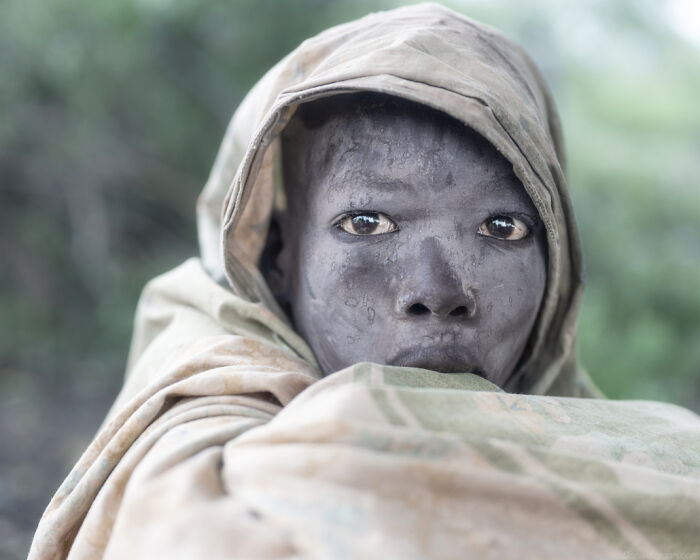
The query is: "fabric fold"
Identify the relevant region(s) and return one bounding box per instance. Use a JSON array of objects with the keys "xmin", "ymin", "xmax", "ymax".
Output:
[{"xmin": 29, "ymin": 4, "xmax": 699, "ymax": 559}]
